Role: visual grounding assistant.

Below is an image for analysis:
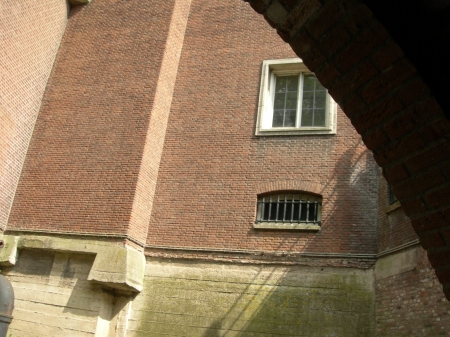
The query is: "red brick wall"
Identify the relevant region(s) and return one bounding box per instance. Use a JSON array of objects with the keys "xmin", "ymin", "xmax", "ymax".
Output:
[
  {"xmin": 0, "ymin": 0, "xmax": 69, "ymax": 231},
  {"xmin": 245, "ymin": 0, "xmax": 450, "ymax": 297},
  {"xmin": 146, "ymin": 0, "xmax": 379, "ymax": 254},
  {"xmin": 8, "ymin": 0, "xmax": 181, "ymax": 245},
  {"xmin": 375, "ymin": 247, "xmax": 450, "ymax": 336},
  {"xmin": 377, "ymin": 175, "xmax": 418, "ymax": 252}
]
